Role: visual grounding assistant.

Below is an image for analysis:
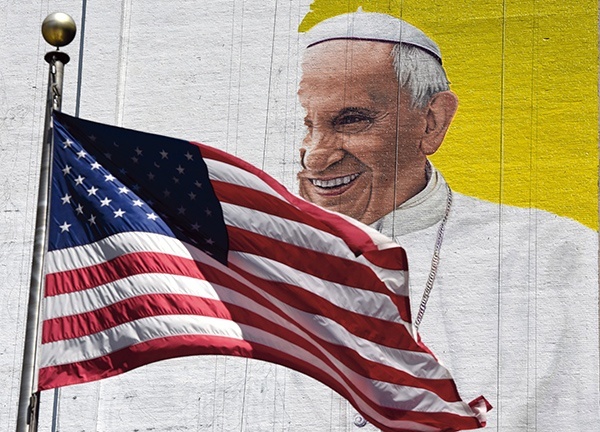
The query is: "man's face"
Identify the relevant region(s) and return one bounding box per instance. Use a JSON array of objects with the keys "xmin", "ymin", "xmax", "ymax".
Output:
[{"xmin": 297, "ymin": 40, "xmax": 429, "ymax": 225}]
